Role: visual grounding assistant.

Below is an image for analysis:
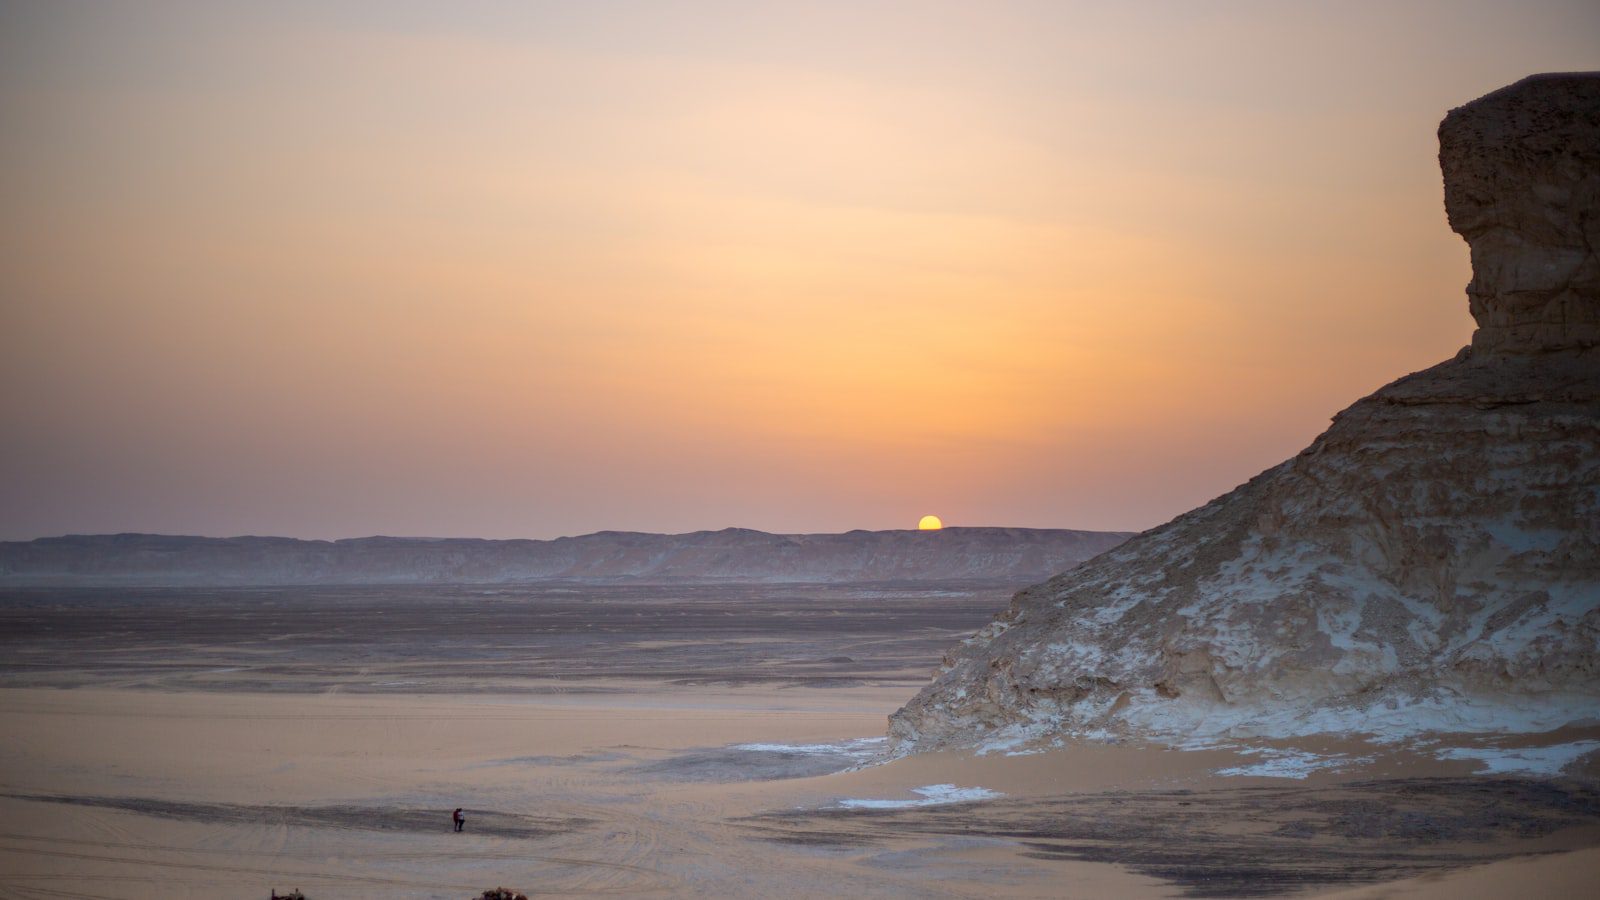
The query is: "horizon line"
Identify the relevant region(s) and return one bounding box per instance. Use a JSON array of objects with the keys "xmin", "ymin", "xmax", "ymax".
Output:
[{"xmin": 5, "ymin": 524, "xmax": 1142, "ymax": 544}]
